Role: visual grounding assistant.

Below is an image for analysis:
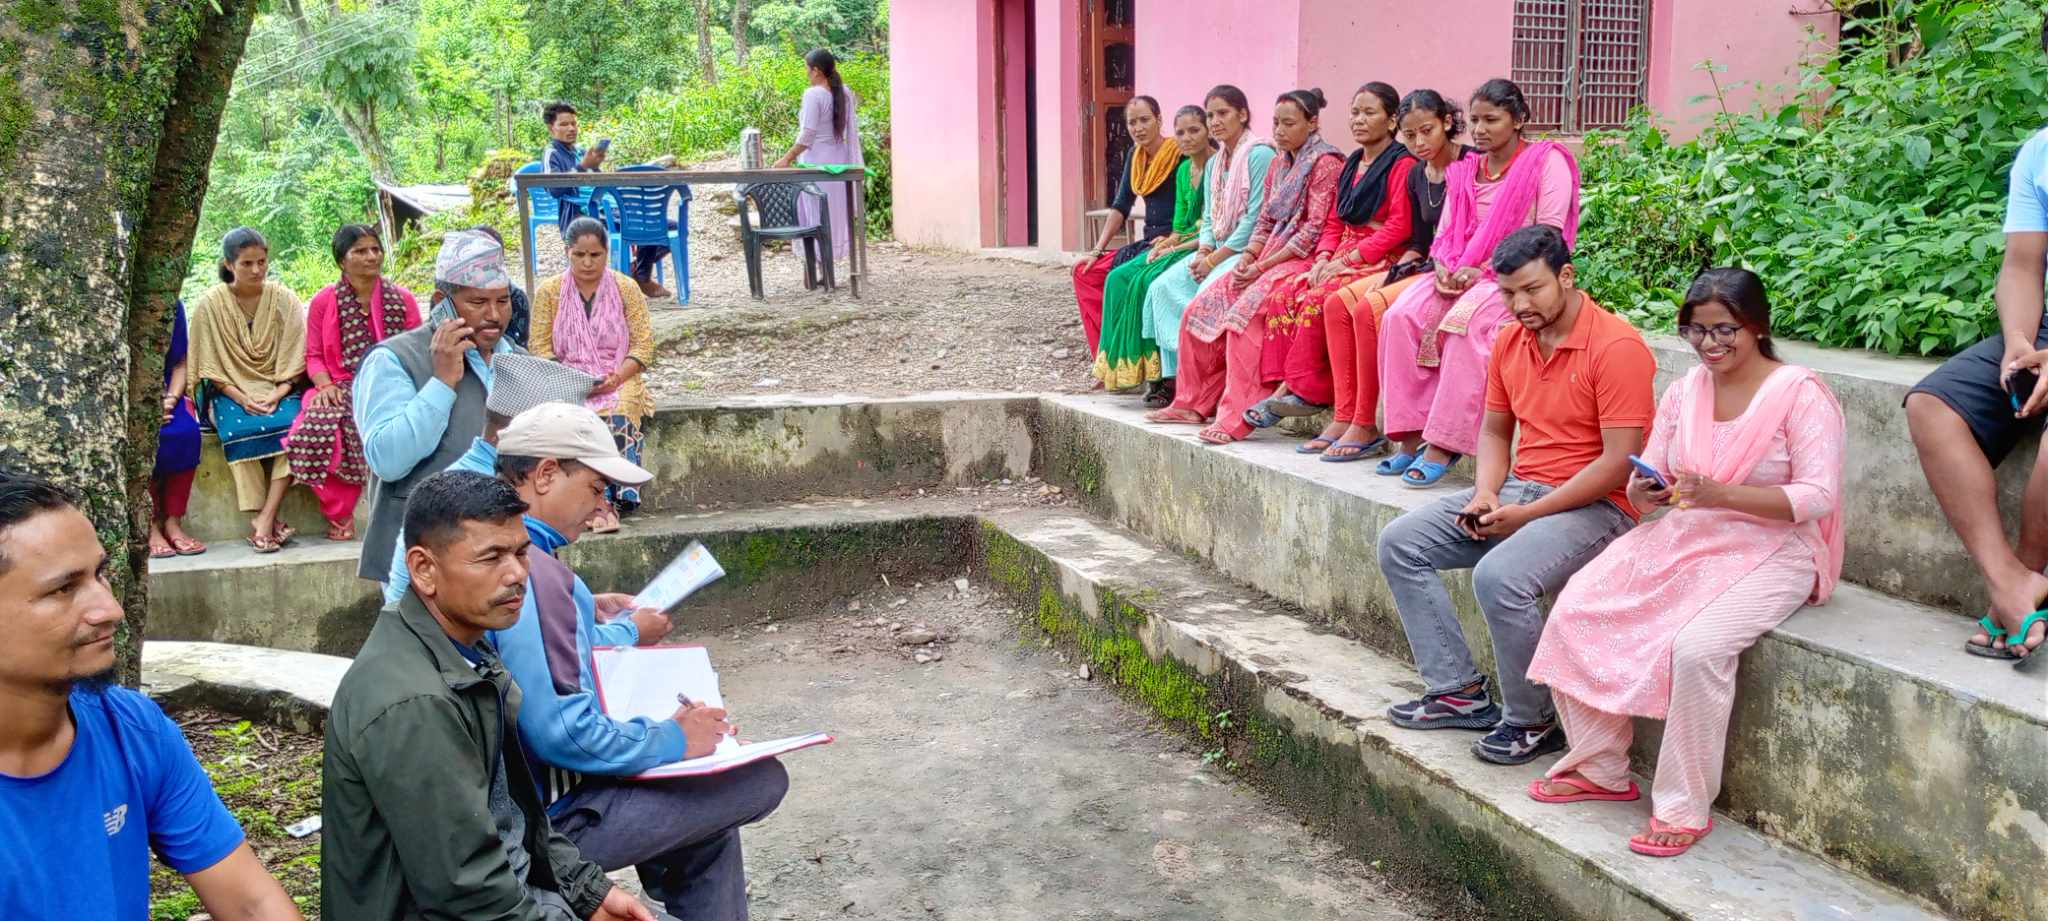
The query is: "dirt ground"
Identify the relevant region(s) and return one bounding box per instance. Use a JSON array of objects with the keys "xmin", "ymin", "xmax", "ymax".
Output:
[
  {"xmin": 528, "ymin": 157, "xmax": 1101, "ymax": 402},
  {"xmin": 618, "ymin": 581, "xmax": 1446, "ymax": 921},
  {"xmin": 151, "ymin": 710, "xmax": 322, "ymax": 919}
]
